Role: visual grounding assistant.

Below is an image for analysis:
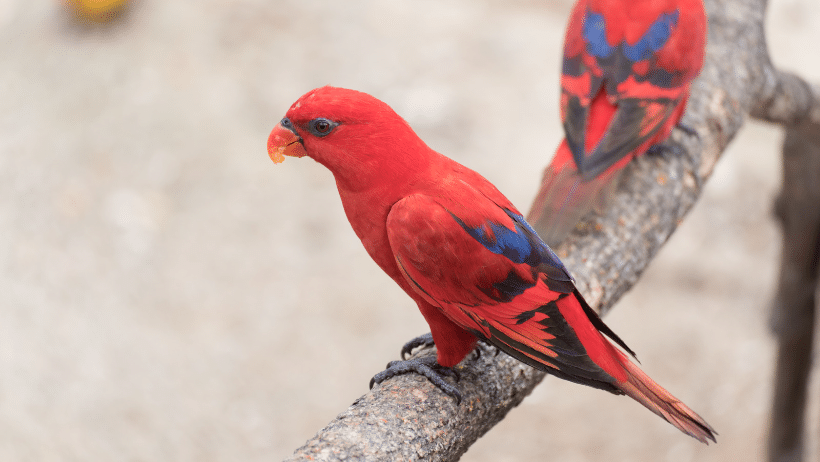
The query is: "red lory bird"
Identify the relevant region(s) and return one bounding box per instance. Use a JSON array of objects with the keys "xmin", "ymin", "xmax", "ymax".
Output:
[
  {"xmin": 527, "ymin": 0, "xmax": 707, "ymax": 246},
  {"xmin": 268, "ymin": 86, "xmax": 715, "ymax": 443}
]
